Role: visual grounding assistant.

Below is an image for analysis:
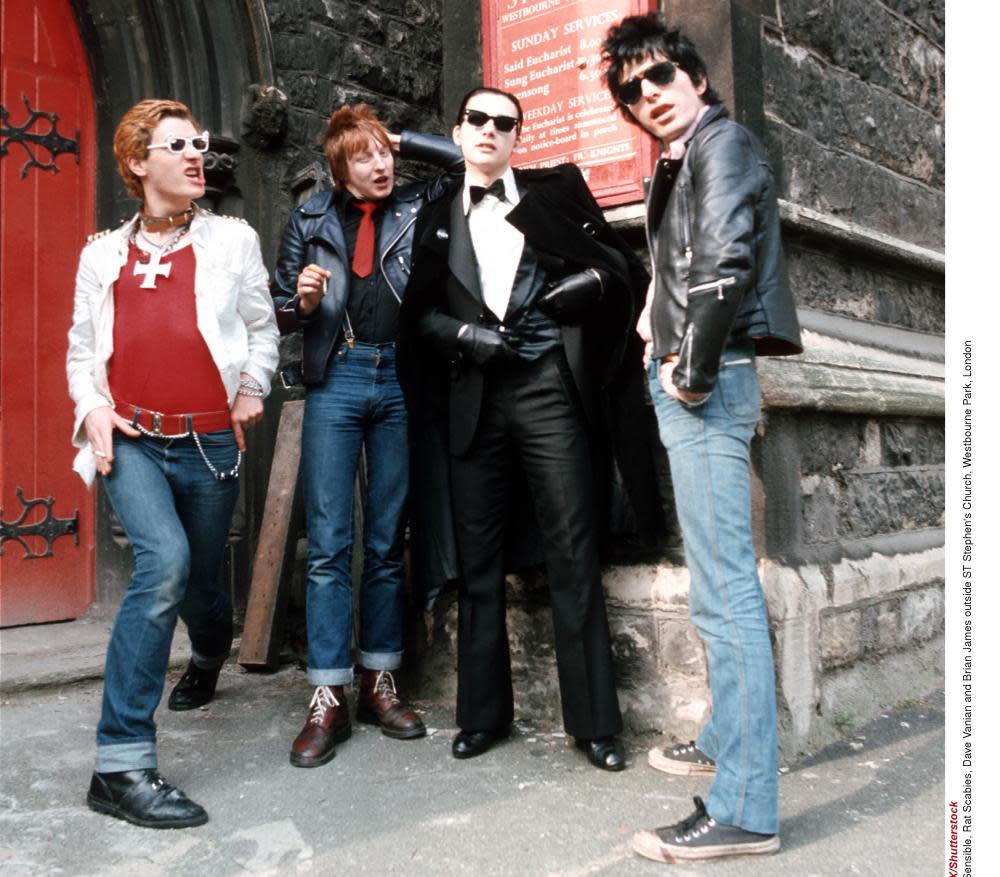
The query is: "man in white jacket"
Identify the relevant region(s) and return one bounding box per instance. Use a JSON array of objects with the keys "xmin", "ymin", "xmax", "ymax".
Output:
[{"xmin": 66, "ymin": 99, "xmax": 278, "ymax": 829}]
